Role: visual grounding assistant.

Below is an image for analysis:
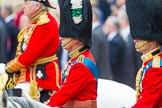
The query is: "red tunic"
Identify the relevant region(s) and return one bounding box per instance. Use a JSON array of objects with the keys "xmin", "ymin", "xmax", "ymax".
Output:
[
  {"xmin": 47, "ymin": 50, "xmax": 97, "ymax": 107},
  {"xmin": 132, "ymin": 54, "xmax": 162, "ymax": 108},
  {"xmin": 6, "ymin": 11, "xmax": 61, "ymax": 90}
]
